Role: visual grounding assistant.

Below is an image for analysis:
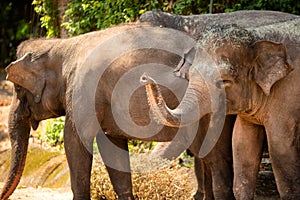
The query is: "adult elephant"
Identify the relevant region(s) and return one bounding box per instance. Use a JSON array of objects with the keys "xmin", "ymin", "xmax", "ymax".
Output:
[
  {"xmin": 0, "ymin": 23, "xmax": 235, "ymax": 200},
  {"xmin": 141, "ymin": 19, "xmax": 300, "ymax": 200},
  {"xmin": 139, "ymin": 10, "xmax": 300, "ymax": 199}
]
